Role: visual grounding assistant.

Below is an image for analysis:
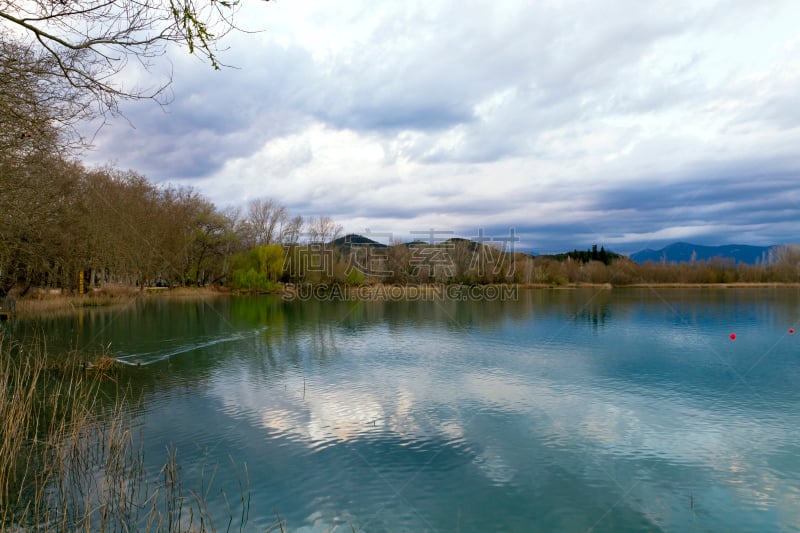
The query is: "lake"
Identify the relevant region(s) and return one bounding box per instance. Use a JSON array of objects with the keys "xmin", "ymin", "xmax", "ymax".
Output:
[{"xmin": 13, "ymin": 287, "xmax": 800, "ymax": 531}]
